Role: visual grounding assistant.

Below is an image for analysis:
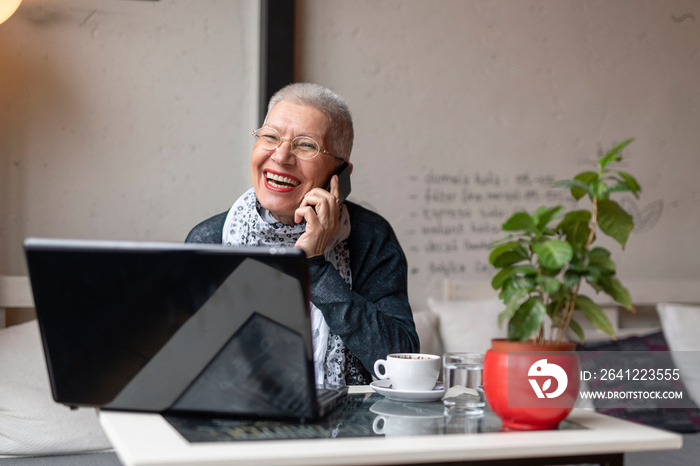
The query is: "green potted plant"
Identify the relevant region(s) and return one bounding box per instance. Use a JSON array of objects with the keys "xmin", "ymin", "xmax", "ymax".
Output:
[{"xmin": 482, "ymin": 139, "xmax": 641, "ymax": 430}]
